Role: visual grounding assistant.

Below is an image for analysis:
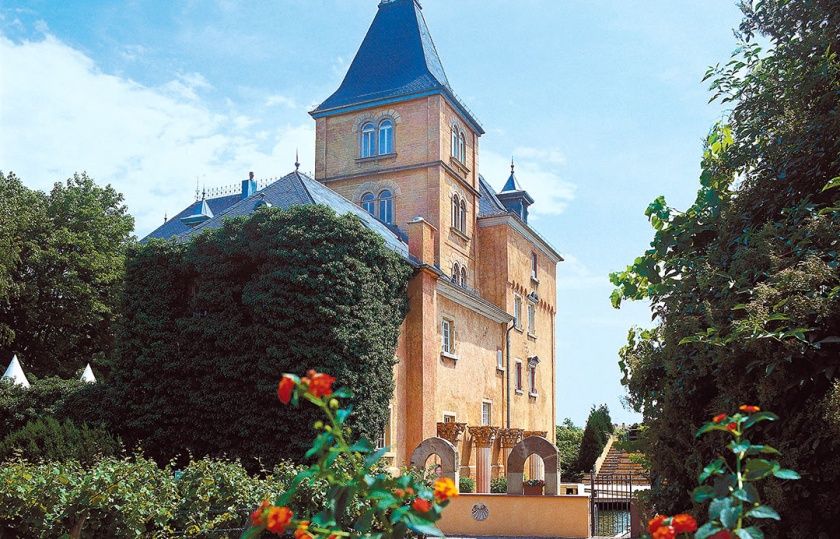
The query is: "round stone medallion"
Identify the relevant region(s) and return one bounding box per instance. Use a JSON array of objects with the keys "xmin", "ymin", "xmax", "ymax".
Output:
[{"xmin": 471, "ymin": 503, "xmax": 489, "ymax": 521}]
